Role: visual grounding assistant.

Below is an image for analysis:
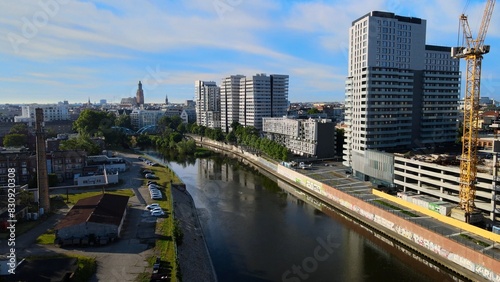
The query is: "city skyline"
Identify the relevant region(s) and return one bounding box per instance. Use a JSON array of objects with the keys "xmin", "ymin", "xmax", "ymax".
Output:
[{"xmin": 2, "ymin": 0, "xmax": 500, "ymax": 104}]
